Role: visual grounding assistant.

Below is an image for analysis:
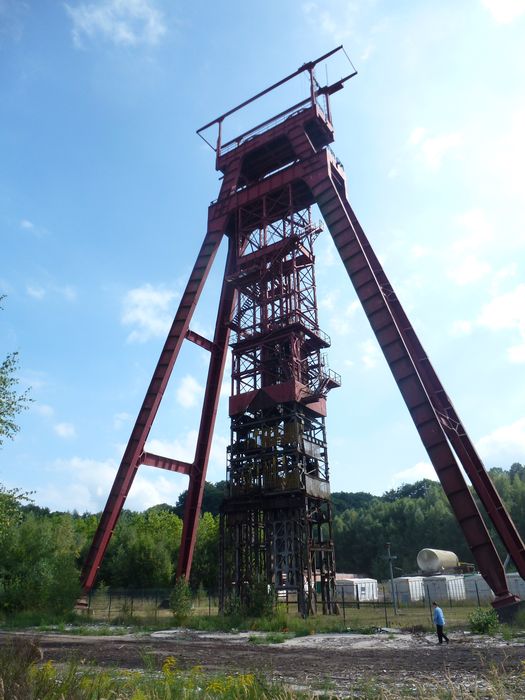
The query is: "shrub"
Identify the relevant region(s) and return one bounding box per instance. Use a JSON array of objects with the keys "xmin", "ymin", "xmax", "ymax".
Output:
[
  {"xmin": 468, "ymin": 607, "xmax": 499, "ymax": 635},
  {"xmin": 169, "ymin": 577, "xmax": 192, "ymax": 620}
]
